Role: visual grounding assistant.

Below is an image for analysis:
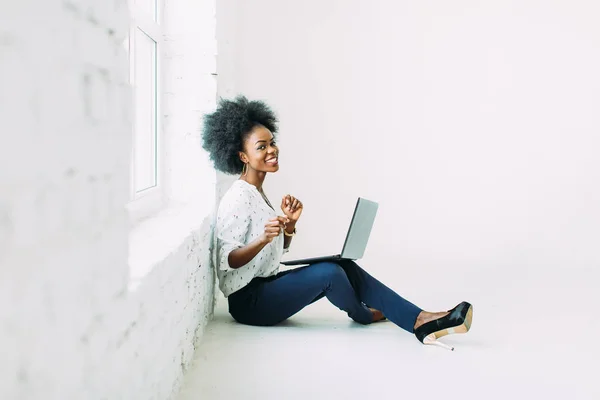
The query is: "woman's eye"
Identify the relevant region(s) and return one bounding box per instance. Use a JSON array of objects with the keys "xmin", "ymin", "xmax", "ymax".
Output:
[{"xmin": 257, "ymin": 146, "xmax": 265, "ymax": 150}]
